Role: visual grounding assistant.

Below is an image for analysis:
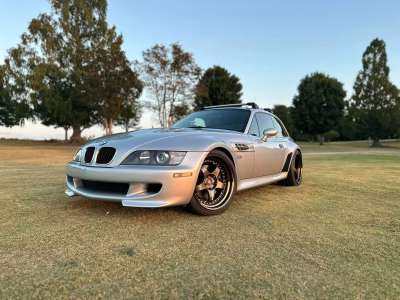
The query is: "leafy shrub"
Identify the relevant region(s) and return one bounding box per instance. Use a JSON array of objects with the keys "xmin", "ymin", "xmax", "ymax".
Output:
[{"xmin": 323, "ymin": 130, "xmax": 340, "ymax": 142}]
